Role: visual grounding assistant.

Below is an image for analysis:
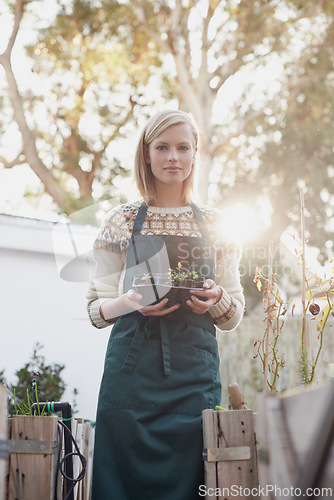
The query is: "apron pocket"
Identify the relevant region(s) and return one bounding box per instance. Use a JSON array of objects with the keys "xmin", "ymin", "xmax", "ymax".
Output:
[{"xmin": 99, "ymin": 337, "xmax": 220, "ymax": 416}]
